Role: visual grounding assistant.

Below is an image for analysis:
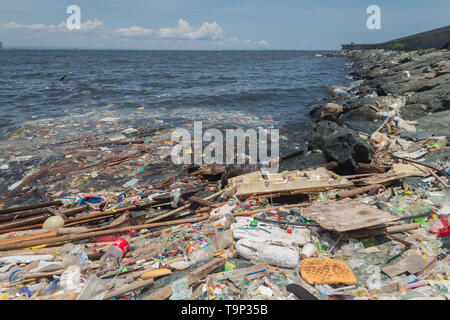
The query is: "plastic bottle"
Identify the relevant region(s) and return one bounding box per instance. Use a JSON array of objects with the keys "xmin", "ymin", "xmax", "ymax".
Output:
[
  {"xmin": 170, "ymin": 188, "xmax": 181, "ymax": 207},
  {"xmin": 60, "ymin": 243, "xmax": 88, "ymax": 266},
  {"xmin": 409, "ymin": 201, "xmax": 433, "ymax": 216},
  {"xmin": 341, "ymin": 242, "xmax": 364, "ymax": 257},
  {"xmin": 100, "ymin": 235, "xmax": 130, "ymax": 267},
  {"xmin": 8, "ymin": 266, "xmax": 25, "ymax": 284},
  {"xmin": 76, "ymin": 274, "xmax": 106, "ymax": 300},
  {"xmin": 188, "ymin": 242, "xmax": 216, "ymax": 264},
  {"xmin": 300, "ymin": 243, "xmax": 317, "ymax": 259},
  {"xmin": 215, "ymin": 229, "xmax": 234, "ymax": 251}
]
